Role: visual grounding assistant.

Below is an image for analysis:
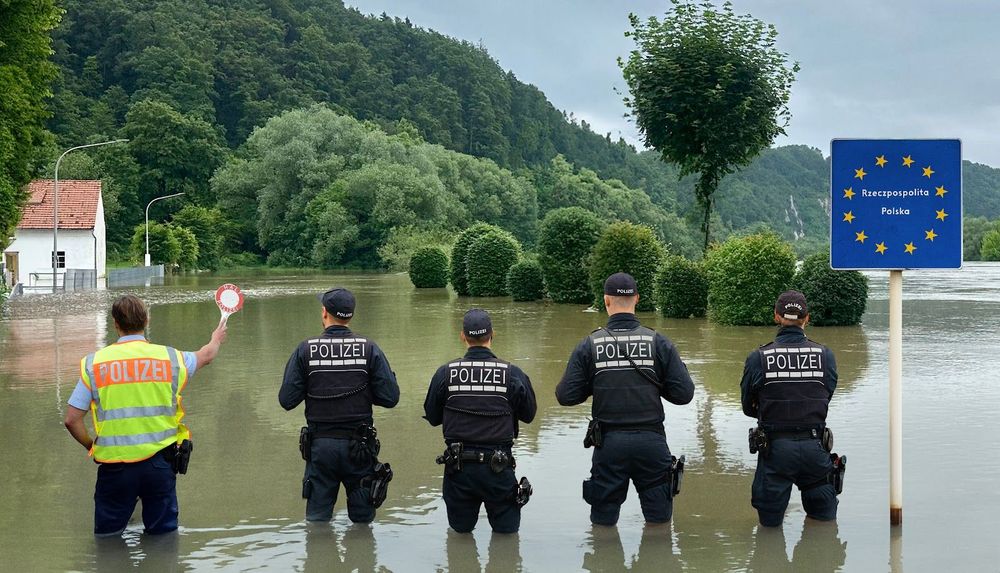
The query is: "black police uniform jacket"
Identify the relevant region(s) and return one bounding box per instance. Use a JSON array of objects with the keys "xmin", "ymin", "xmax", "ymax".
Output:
[
  {"xmin": 279, "ymin": 325, "xmax": 400, "ymax": 430},
  {"xmin": 740, "ymin": 325, "xmax": 838, "ymax": 431},
  {"xmin": 555, "ymin": 313, "xmax": 695, "ymax": 426},
  {"xmin": 423, "ymin": 346, "xmax": 537, "ymax": 446}
]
